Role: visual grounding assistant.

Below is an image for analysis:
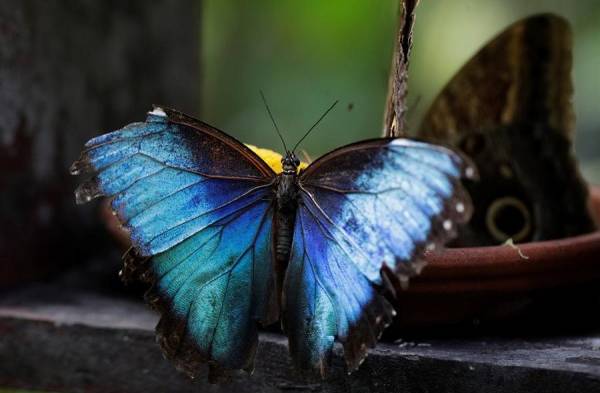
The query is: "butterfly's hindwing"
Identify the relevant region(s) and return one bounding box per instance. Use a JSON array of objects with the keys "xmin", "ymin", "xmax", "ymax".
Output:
[
  {"xmin": 148, "ymin": 199, "xmax": 277, "ymax": 375},
  {"xmin": 284, "ymin": 196, "xmax": 395, "ymax": 375},
  {"xmin": 283, "ymin": 138, "xmax": 475, "ymax": 373}
]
